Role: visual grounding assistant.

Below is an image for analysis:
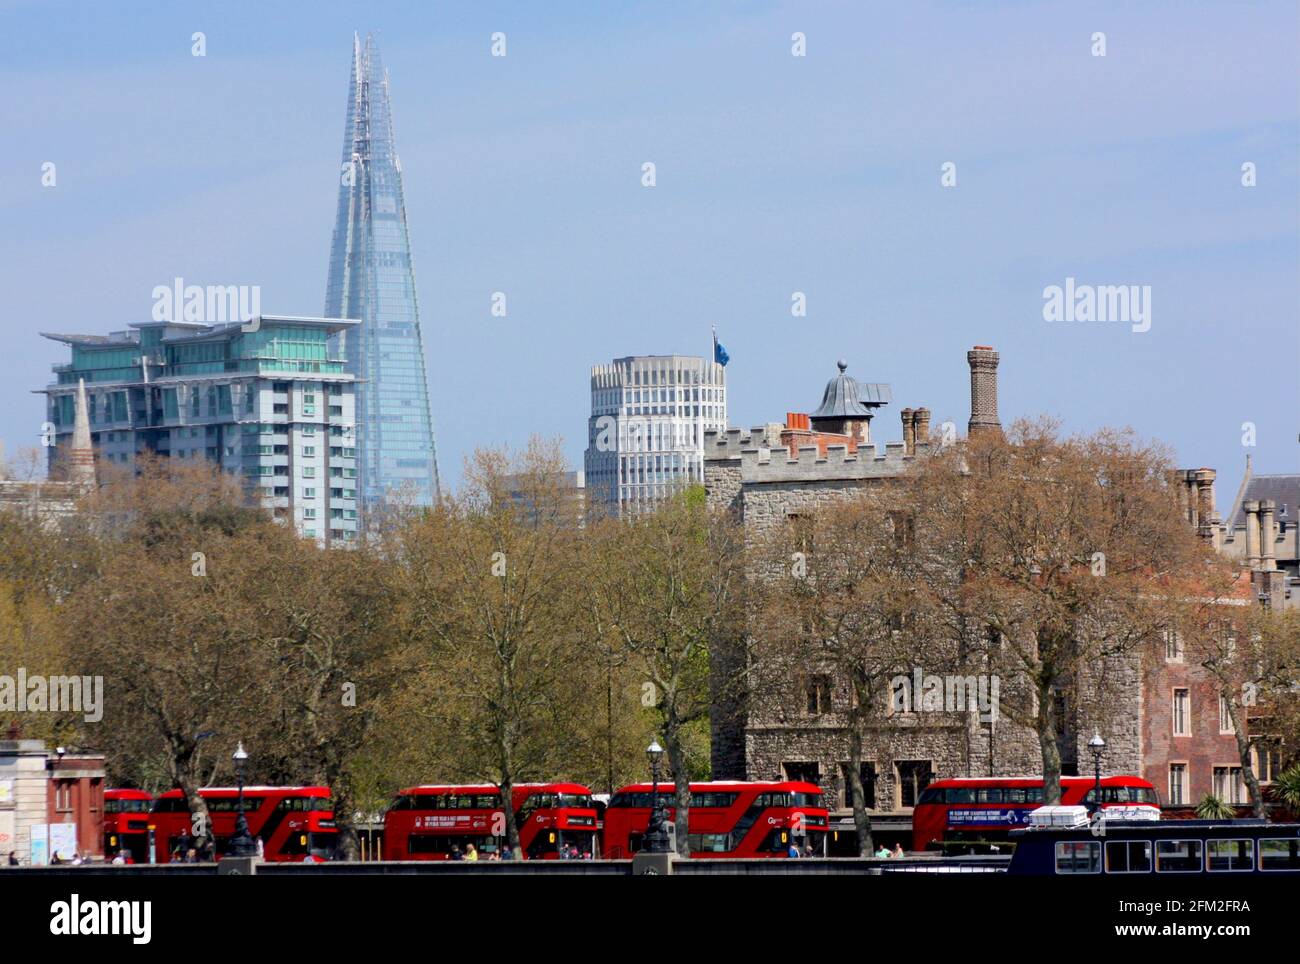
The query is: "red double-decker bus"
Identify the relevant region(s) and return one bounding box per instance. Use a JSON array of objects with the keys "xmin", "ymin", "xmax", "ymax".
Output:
[
  {"xmin": 382, "ymin": 783, "xmax": 599, "ymax": 860},
  {"xmin": 149, "ymin": 786, "xmax": 336, "ymax": 863},
  {"xmin": 104, "ymin": 789, "xmax": 153, "ymax": 862},
  {"xmin": 602, "ymin": 781, "xmax": 830, "ymax": 858},
  {"xmin": 912, "ymin": 775, "xmax": 1161, "ymax": 852}
]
